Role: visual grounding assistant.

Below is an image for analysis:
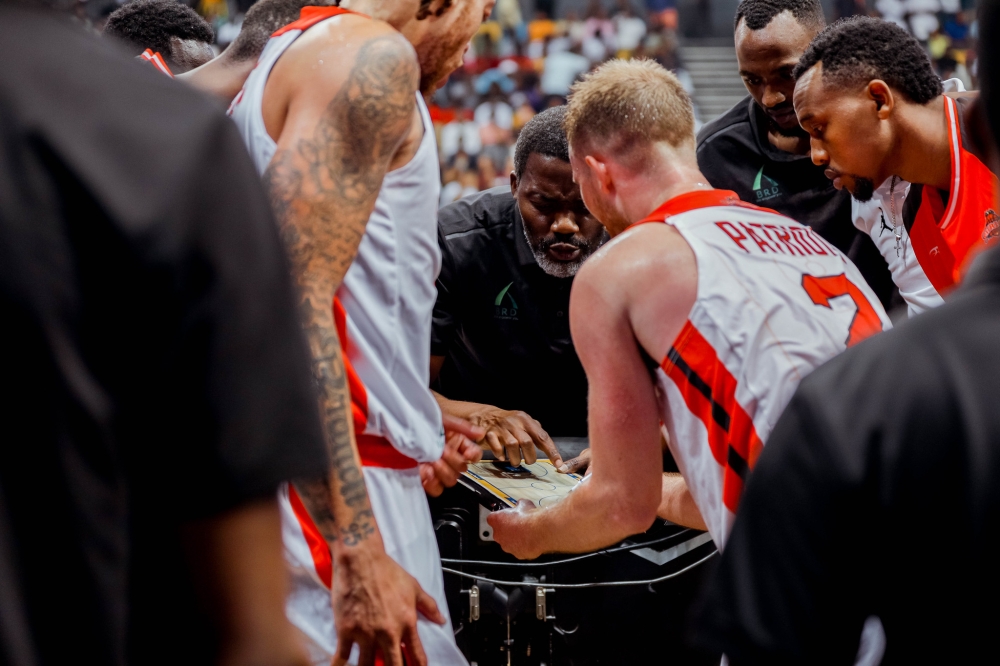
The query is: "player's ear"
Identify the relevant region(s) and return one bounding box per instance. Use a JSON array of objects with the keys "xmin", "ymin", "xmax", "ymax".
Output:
[
  {"xmin": 510, "ymin": 170, "xmax": 518, "ymax": 197},
  {"xmin": 868, "ymin": 80, "xmax": 894, "ymax": 119},
  {"xmin": 584, "ymin": 155, "xmax": 613, "ymax": 195}
]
